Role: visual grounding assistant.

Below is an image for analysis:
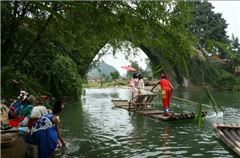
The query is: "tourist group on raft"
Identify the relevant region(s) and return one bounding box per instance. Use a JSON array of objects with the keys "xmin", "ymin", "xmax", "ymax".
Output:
[
  {"xmin": 129, "ymin": 72, "xmax": 173, "ymax": 116},
  {"xmin": 2, "ymin": 90, "xmax": 66, "ymax": 158}
]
